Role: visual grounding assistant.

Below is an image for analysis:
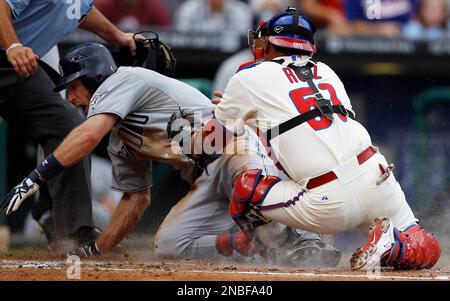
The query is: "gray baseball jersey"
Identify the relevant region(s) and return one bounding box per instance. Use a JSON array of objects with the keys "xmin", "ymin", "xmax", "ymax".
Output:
[{"xmin": 87, "ymin": 66, "xmax": 214, "ymax": 192}]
